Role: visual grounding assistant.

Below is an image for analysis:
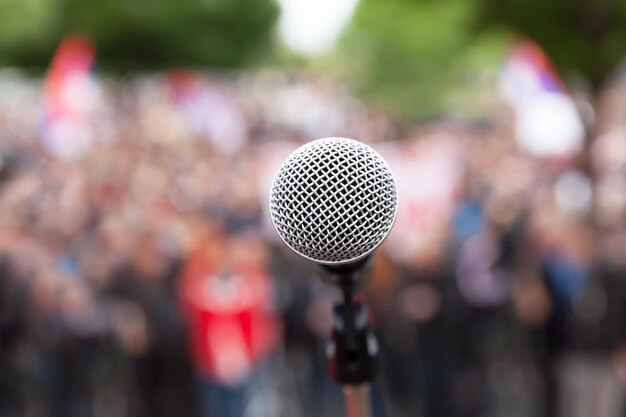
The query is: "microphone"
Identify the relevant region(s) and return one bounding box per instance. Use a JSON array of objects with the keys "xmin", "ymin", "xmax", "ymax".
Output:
[
  {"xmin": 269, "ymin": 137, "xmax": 398, "ymax": 274},
  {"xmin": 269, "ymin": 137, "xmax": 397, "ymax": 414}
]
